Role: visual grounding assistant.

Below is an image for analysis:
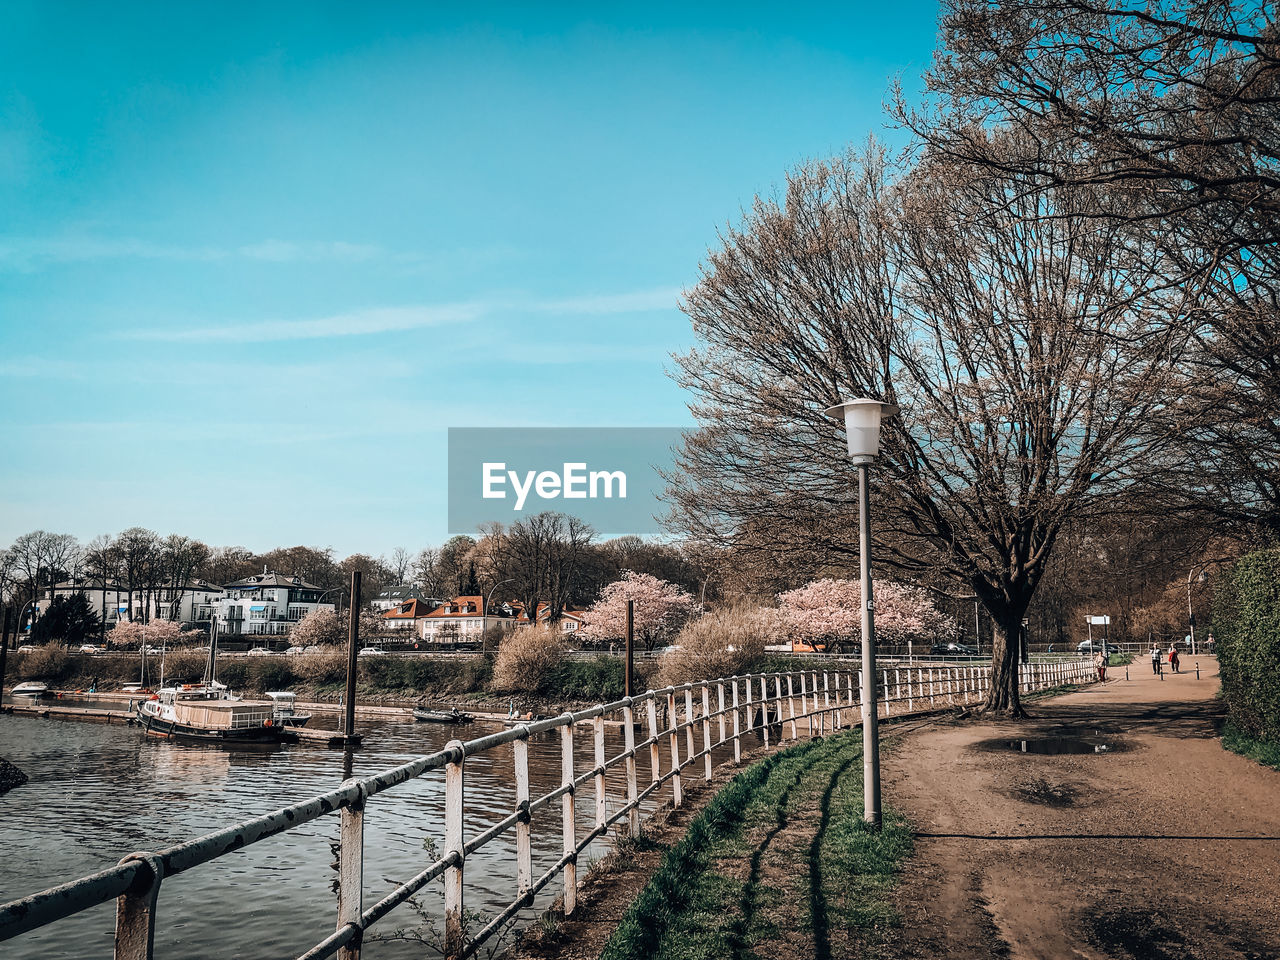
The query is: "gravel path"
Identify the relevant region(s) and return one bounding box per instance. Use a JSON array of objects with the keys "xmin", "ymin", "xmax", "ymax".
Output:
[{"xmin": 881, "ymin": 658, "xmax": 1280, "ymax": 960}]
